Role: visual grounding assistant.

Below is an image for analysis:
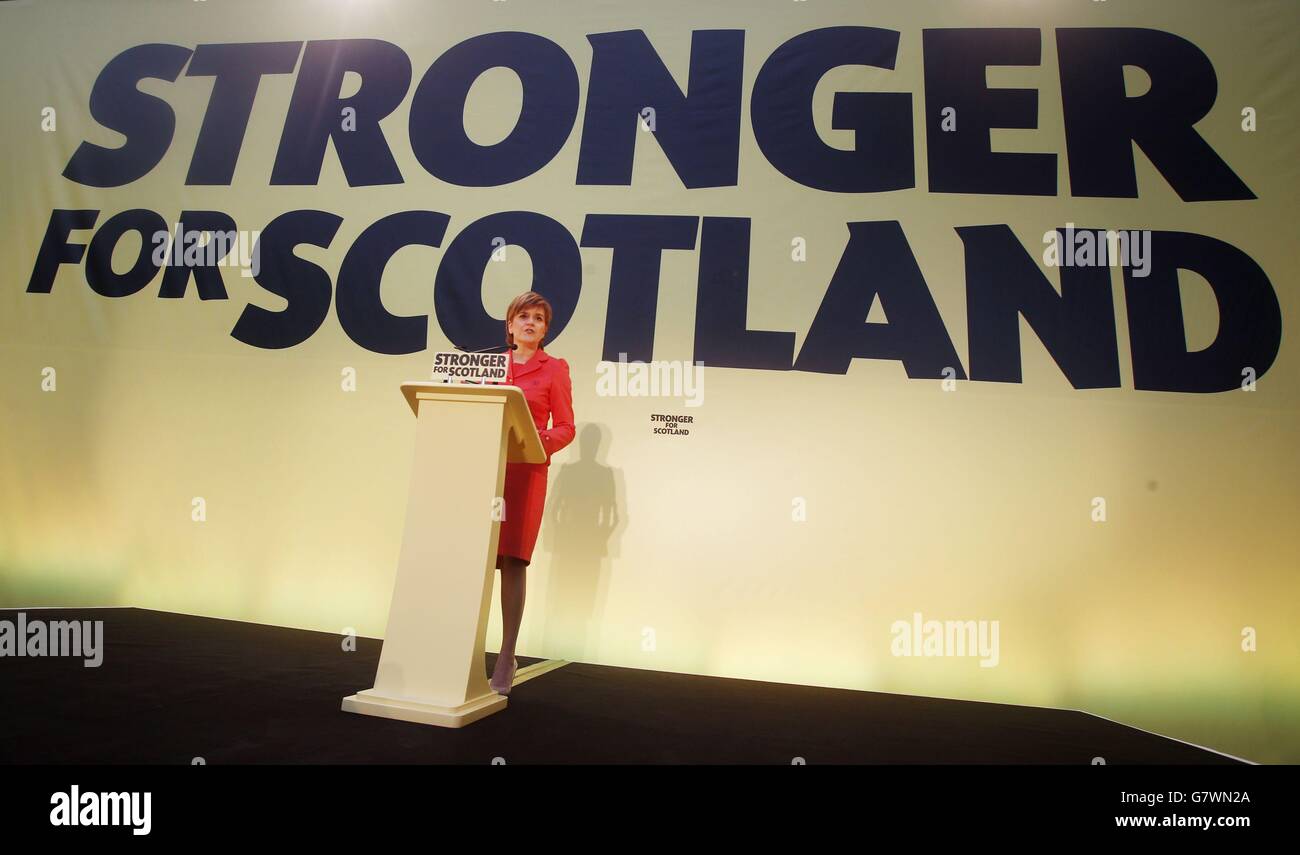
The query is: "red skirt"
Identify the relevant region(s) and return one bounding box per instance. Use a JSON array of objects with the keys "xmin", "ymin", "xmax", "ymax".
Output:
[{"xmin": 495, "ymin": 461, "xmax": 548, "ymax": 567}]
